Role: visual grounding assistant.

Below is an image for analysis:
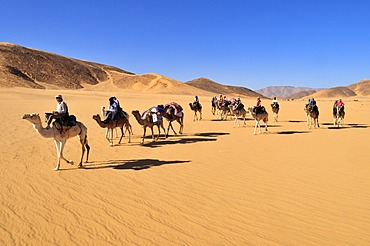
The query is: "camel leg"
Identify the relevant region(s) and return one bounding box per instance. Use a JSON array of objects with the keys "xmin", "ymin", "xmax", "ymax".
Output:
[
  {"xmin": 170, "ymin": 122, "xmax": 177, "ymax": 135},
  {"xmin": 115, "ymin": 128, "xmax": 119, "ymax": 138},
  {"xmin": 125, "ymin": 123, "xmax": 131, "ymax": 143},
  {"xmin": 105, "ymin": 128, "xmax": 109, "ymax": 139},
  {"xmin": 166, "ymin": 122, "xmax": 171, "ymax": 138},
  {"xmin": 54, "ymin": 140, "xmax": 62, "ymax": 171},
  {"xmin": 155, "ymin": 125, "xmax": 159, "ymax": 141},
  {"xmin": 177, "ymin": 118, "xmax": 183, "ymax": 134},
  {"xmin": 141, "ymin": 126, "xmax": 147, "ymax": 144},
  {"xmin": 161, "ymin": 123, "xmax": 166, "ymax": 135},
  {"xmin": 54, "ymin": 140, "xmax": 73, "ymax": 171},
  {"xmin": 253, "ymin": 121, "xmax": 258, "ymax": 135},
  {"xmin": 105, "ymin": 128, "xmax": 111, "ymax": 143},
  {"xmin": 78, "ymin": 138, "xmax": 87, "ymax": 167},
  {"xmin": 118, "ymin": 127, "xmax": 124, "ymax": 144},
  {"xmin": 59, "ymin": 140, "xmax": 73, "ymax": 164},
  {"xmin": 200, "ymin": 110, "xmax": 202, "ymax": 120},
  {"xmin": 317, "ymin": 117, "xmax": 320, "ymax": 128},
  {"xmin": 109, "ymin": 128, "xmax": 114, "ymax": 146}
]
